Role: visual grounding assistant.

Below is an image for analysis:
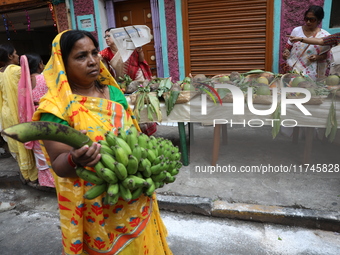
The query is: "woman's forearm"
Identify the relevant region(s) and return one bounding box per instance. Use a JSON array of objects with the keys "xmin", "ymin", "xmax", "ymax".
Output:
[
  {"xmin": 289, "ymin": 36, "xmax": 324, "ymax": 45},
  {"xmin": 317, "ymin": 52, "xmax": 328, "ymax": 61},
  {"xmin": 52, "ymin": 152, "xmax": 79, "ymax": 178},
  {"xmin": 136, "ymin": 47, "xmax": 145, "ymax": 62}
]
